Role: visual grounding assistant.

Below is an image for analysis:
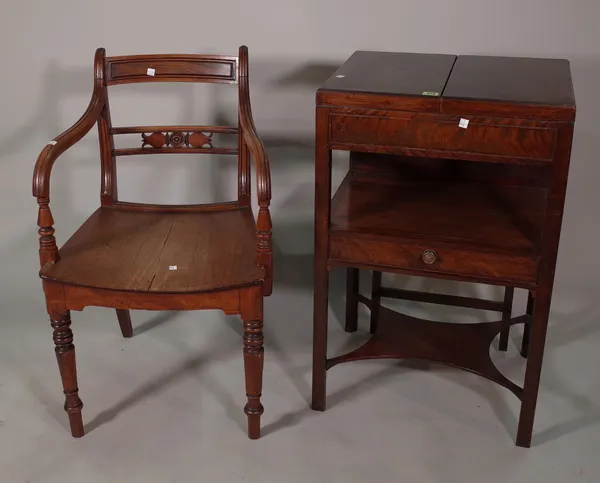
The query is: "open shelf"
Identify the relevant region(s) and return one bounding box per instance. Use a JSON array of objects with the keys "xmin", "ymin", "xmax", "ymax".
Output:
[{"xmin": 331, "ymin": 174, "xmax": 546, "ymax": 257}]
